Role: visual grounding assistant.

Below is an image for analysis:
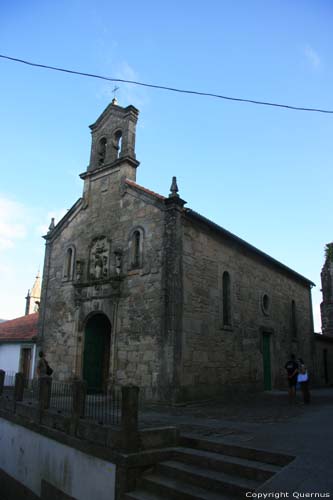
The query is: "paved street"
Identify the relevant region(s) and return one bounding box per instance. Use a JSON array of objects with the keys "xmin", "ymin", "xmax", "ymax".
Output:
[{"xmin": 139, "ymin": 388, "xmax": 333, "ymax": 495}]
